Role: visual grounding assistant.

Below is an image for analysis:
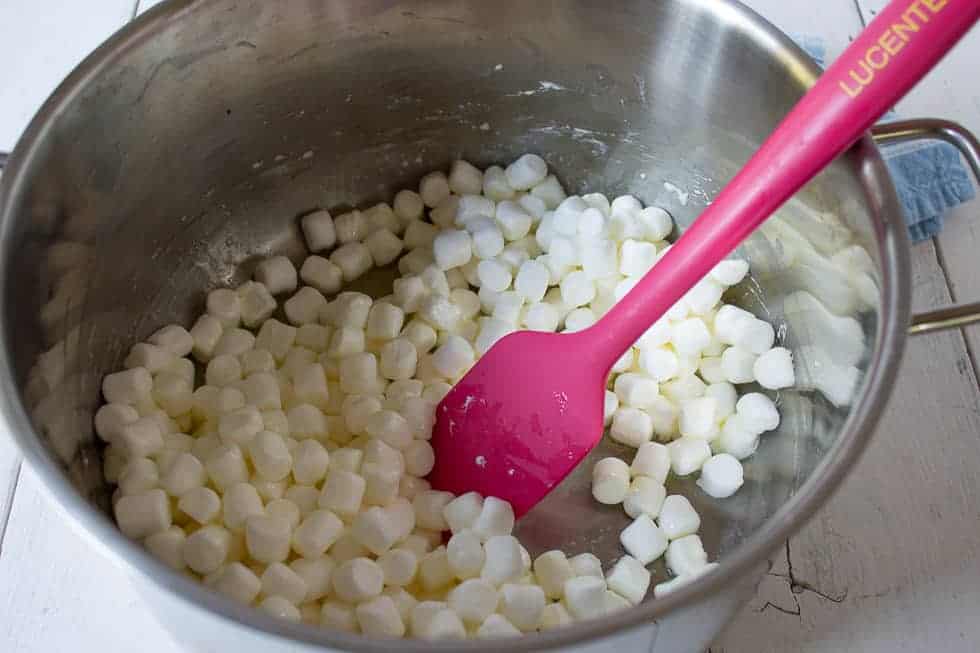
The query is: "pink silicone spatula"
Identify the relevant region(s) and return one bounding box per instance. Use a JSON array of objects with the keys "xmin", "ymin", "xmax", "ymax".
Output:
[{"xmin": 428, "ymin": 0, "xmax": 980, "ymax": 517}]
